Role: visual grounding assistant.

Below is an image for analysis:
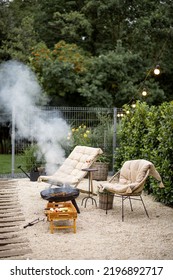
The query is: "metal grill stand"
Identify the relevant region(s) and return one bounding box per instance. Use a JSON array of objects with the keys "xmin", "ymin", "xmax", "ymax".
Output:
[{"xmin": 81, "ymin": 168, "xmax": 98, "ymax": 208}]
